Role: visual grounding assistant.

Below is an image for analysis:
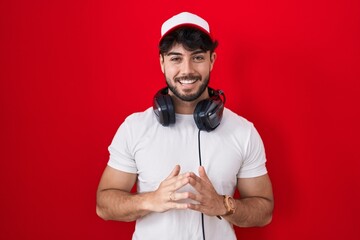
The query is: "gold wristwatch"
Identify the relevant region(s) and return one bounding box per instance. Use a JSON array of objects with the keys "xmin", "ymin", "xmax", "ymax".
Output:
[{"xmin": 223, "ymin": 195, "xmax": 236, "ymax": 216}]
